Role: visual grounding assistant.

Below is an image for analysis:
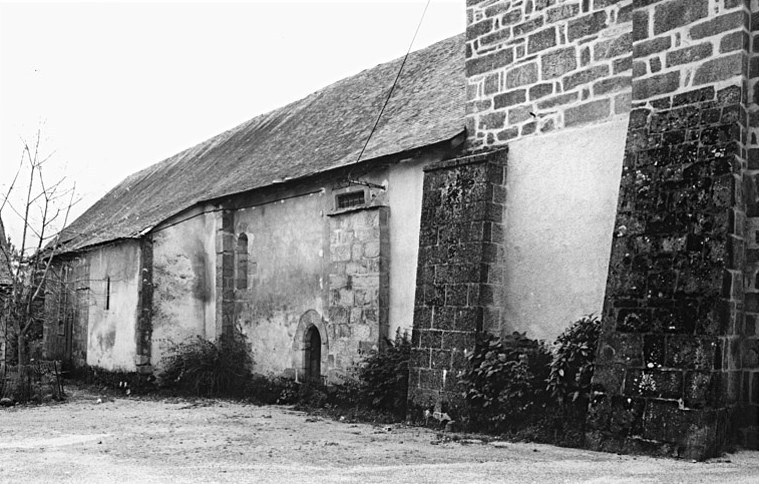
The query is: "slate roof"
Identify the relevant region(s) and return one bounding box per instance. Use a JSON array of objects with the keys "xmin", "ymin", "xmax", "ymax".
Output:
[{"xmin": 58, "ymin": 34, "xmax": 466, "ymax": 254}]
